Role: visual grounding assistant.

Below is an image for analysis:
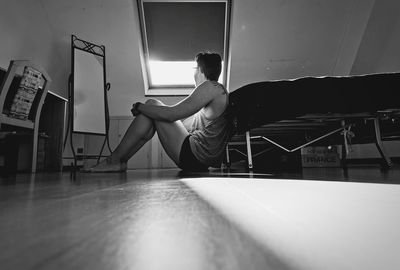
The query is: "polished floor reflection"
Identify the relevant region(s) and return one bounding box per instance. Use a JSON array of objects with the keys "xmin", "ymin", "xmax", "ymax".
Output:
[{"xmin": 1, "ymin": 166, "xmax": 400, "ymax": 270}]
